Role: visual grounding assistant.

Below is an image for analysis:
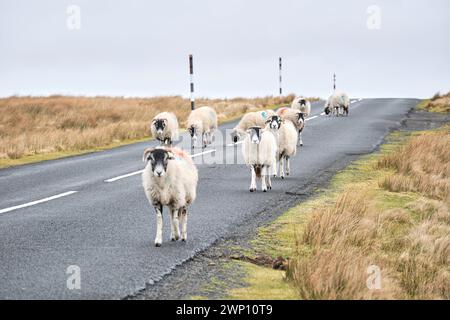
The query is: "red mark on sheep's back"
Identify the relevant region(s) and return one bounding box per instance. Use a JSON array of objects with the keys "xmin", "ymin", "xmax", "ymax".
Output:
[{"xmin": 167, "ymin": 147, "xmax": 194, "ymax": 164}]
